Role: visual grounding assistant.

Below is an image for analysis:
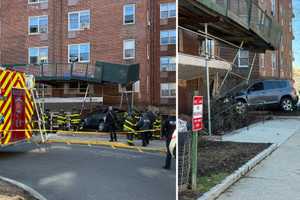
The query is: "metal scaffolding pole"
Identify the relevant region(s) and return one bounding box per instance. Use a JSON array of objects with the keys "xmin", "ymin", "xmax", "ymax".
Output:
[{"xmin": 205, "ymin": 23, "xmax": 212, "ymax": 136}]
